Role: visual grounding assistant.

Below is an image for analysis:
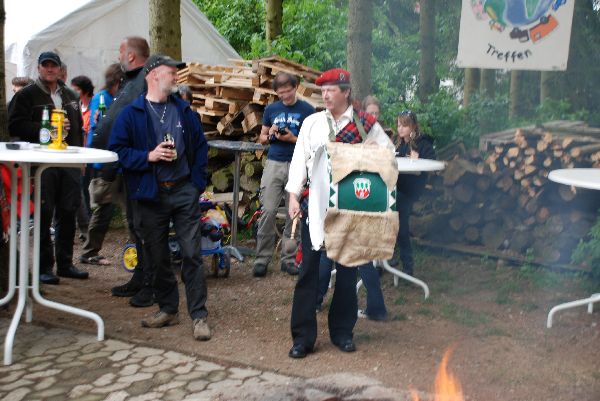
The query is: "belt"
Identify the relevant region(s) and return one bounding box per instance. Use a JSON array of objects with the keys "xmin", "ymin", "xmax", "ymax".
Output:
[{"xmin": 158, "ymin": 176, "xmax": 189, "ymax": 190}]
